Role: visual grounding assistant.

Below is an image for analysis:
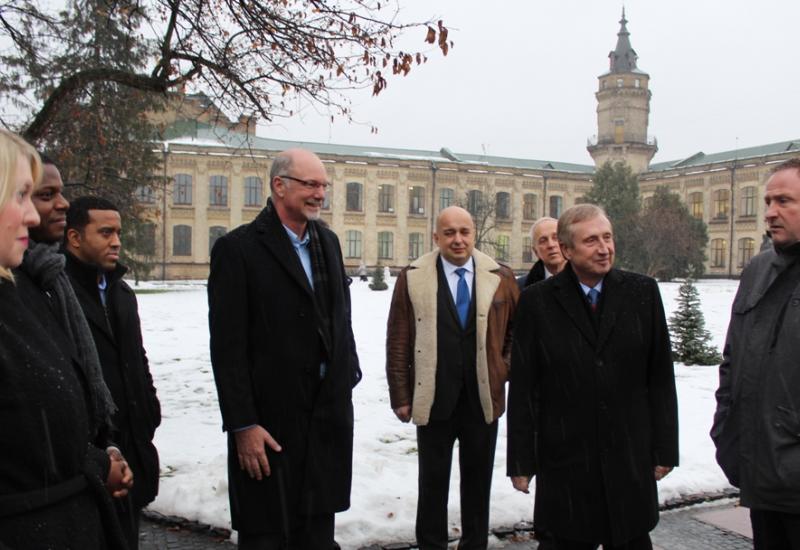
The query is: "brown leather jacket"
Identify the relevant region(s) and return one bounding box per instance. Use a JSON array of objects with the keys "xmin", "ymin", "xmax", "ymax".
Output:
[{"xmin": 385, "ymin": 249, "xmax": 519, "ymax": 425}]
